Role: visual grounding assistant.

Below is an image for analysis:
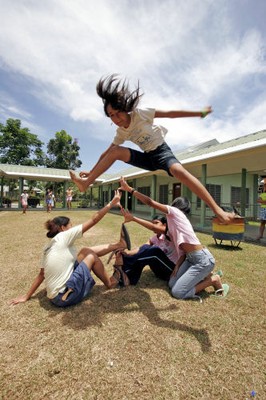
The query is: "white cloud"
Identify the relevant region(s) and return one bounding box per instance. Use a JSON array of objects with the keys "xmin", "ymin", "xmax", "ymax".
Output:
[{"xmin": 0, "ymin": 0, "xmax": 265, "ymax": 160}]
